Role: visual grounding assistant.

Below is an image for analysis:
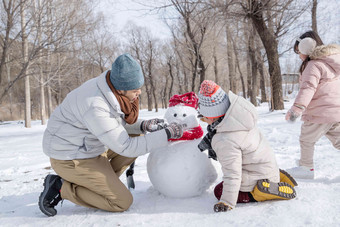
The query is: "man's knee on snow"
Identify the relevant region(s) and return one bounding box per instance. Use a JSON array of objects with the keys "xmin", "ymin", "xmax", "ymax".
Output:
[{"xmin": 107, "ymin": 190, "xmax": 133, "ymax": 212}]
